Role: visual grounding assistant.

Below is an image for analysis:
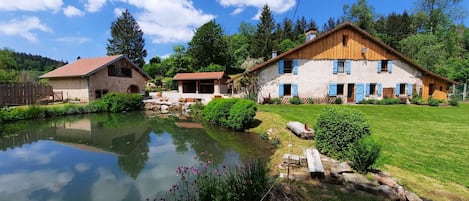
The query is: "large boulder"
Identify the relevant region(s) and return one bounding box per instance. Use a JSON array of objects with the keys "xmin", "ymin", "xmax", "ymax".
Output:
[
  {"xmin": 343, "ymin": 173, "xmax": 380, "ymax": 194},
  {"xmin": 377, "ymin": 185, "xmax": 399, "ymax": 200}
]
